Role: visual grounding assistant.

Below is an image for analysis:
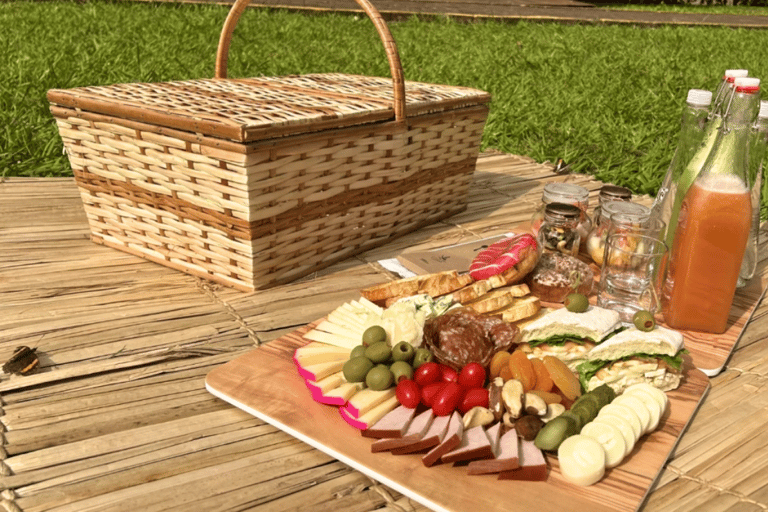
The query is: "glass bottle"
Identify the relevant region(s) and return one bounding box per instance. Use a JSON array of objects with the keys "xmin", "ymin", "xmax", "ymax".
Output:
[
  {"xmin": 593, "ymin": 185, "xmax": 633, "ymax": 225},
  {"xmin": 530, "ymin": 183, "xmax": 591, "ymax": 249},
  {"xmin": 585, "ymin": 201, "xmax": 650, "ymax": 266},
  {"xmin": 537, "ymin": 203, "xmax": 582, "ymax": 257},
  {"xmin": 663, "ymin": 77, "xmax": 760, "ymax": 334},
  {"xmin": 738, "ymin": 100, "xmax": 768, "ymax": 286},
  {"xmin": 652, "ymin": 88, "xmax": 712, "ymax": 248}
]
